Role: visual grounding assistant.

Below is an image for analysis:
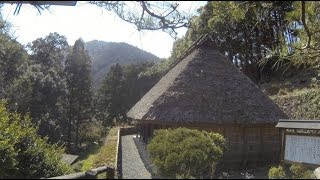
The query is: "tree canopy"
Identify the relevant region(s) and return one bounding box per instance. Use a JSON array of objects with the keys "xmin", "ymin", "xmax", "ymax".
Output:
[
  {"xmin": 0, "ymin": 101, "xmax": 73, "ymax": 178},
  {"xmin": 168, "ymin": 1, "xmax": 320, "ymax": 83}
]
